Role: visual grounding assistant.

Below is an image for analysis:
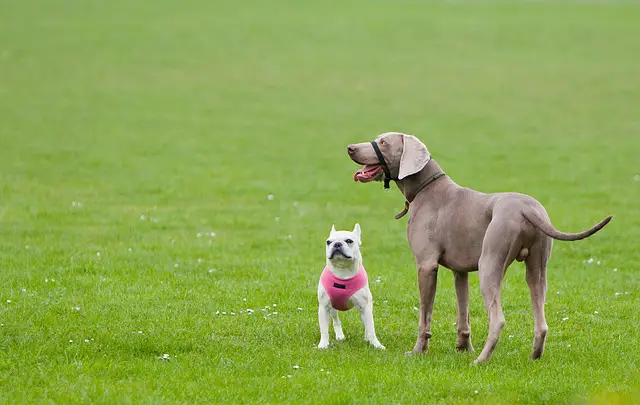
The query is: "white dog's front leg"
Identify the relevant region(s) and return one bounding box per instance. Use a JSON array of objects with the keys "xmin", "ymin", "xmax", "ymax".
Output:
[
  {"xmin": 362, "ymin": 301, "xmax": 384, "ymax": 349},
  {"xmin": 353, "ymin": 287, "xmax": 385, "ymax": 350},
  {"xmin": 318, "ymin": 305, "xmax": 331, "ymax": 349},
  {"xmin": 330, "ymin": 309, "xmax": 345, "ymax": 341}
]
